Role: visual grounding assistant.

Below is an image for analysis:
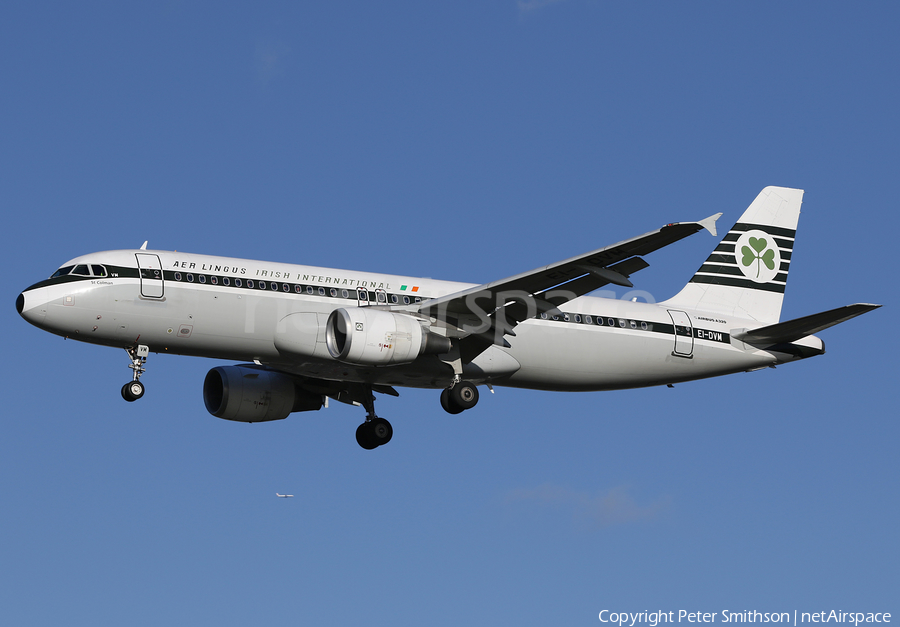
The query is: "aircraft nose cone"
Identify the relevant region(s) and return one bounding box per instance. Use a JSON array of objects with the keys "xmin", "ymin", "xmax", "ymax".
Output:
[{"xmin": 17, "ymin": 290, "xmax": 47, "ymax": 327}]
